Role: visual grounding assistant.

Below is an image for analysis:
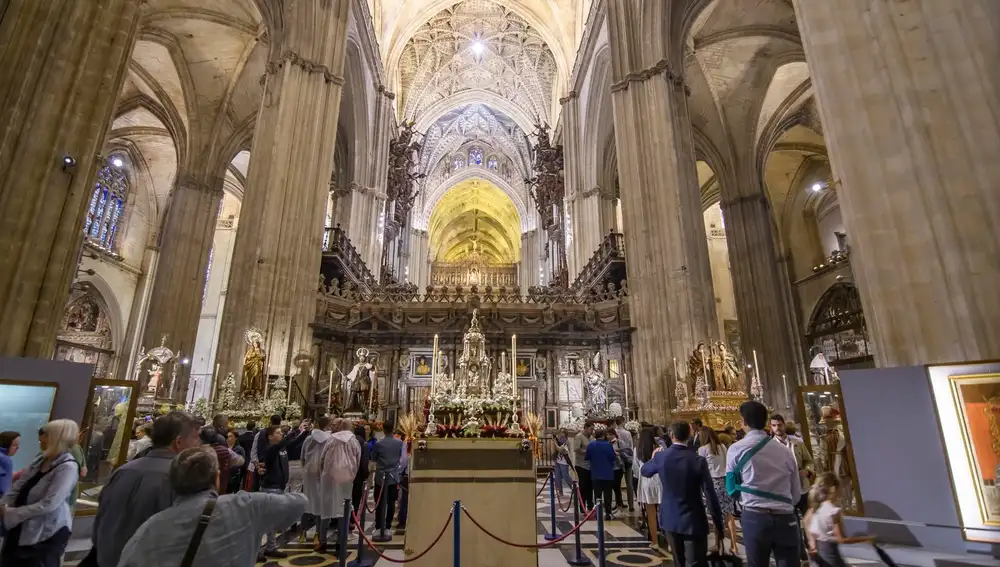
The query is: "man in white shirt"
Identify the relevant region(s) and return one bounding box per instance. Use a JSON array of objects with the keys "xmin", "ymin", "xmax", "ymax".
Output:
[
  {"xmin": 770, "ymin": 414, "xmax": 813, "ymax": 514},
  {"xmin": 726, "ymin": 401, "xmax": 801, "ymax": 567}
]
